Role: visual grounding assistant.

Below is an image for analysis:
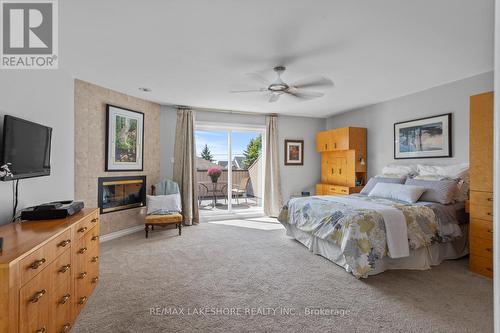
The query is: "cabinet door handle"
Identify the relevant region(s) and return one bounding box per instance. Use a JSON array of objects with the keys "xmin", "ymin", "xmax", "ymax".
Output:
[
  {"xmin": 29, "ymin": 258, "xmax": 46, "ymax": 269},
  {"xmin": 78, "ymin": 247, "xmax": 88, "ymax": 254},
  {"xmin": 92, "ymin": 235, "xmax": 99, "ymax": 241},
  {"xmin": 486, "ymin": 267, "xmax": 493, "ymax": 272},
  {"xmin": 30, "ymin": 289, "xmax": 46, "ymax": 303},
  {"xmin": 35, "ymin": 327, "xmax": 46, "ymax": 333},
  {"xmin": 488, "ymin": 229, "xmax": 493, "ymax": 234},
  {"xmin": 487, "ymin": 212, "xmax": 493, "ymax": 217},
  {"xmin": 60, "ymin": 323, "xmax": 71, "ymax": 333},
  {"xmin": 91, "ymin": 256, "xmax": 99, "ymax": 263},
  {"xmin": 324, "ymin": 143, "xmax": 327, "ymax": 150},
  {"xmin": 78, "ymin": 227, "xmax": 88, "ymax": 233},
  {"xmin": 92, "ymin": 277, "xmax": 99, "ymax": 284},
  {"xmin": 487, "ymin": 198, "xmax": 493, "ymax": 201},
  {"xmin": 58, "ymin": 239, "xmax": 71, "ymax": 247},
  {"xmin": 78, "ymin": 296, "xmax": 88, "ymax": 305},
  {"xmin": 334, "ymin": 142, "xmax": 337, "ymax": 149},
  {"xmin": 339, "ymin": 169, "xmax": 342, "ymax": 175},
  {"xmin": 91, "ymin": 218, "xmax": 98, "ymax": 223},
  {"xmin": 59, "ymin": 264, "xmax": 71, "ymax": 273},
  {"xmin": 78, "ymin": 271, "xmax": 88, "ymax": 279},
  {"xmin": 59, "ymin": 294, "xmax": 71, "ymax": 304},
  {"xmin": 486, "ymin": 247, "xmax": 492, "ymax": 252}
]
